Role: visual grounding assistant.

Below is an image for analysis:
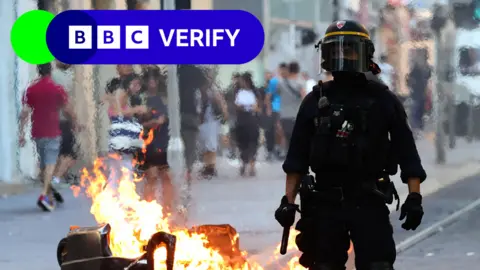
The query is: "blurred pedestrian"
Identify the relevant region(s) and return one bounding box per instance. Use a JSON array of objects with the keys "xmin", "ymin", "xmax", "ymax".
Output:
[
  {"xmin": 140, "ymin": 65, "xmax": 166, "ymax": 99},
  {"xmin": 278, "ymin": 61, "xmax": 306, "ymax": 151},
  {"xmin": 258, "ymin": 71, "xmax": 272, "ymax": 152},
  {"xmin": 224, "ymin": 72, "xmax": 241, "ymax": 159},
  {"xmin": 113, "ymin": 64, "xmax": 135, "ymax": 86},
  {"xmin": 139, "ymin": 70, "xmax": 176, "ymax": 215},
  {"xmin": 407, "ymin": 51, "xmax": 432, "ymax": 133},
  {"xmin": 264, "ymin": 63, "xmax": 288, "ymax": 161},
  {"xmin": 235, "ymin": 73, "xmax": 260, "ymax": 176},
  {"xmin": 18, "ymin": 63, "xmax": 80, "ymax": 211},
  {"xmin": 51, "ymin": 61, "xmax": 76, "ymax": 186},
  {"xmin": 178, "ymin": 65, "xmax": 206, "ymax": 183},
  {"xmin": 105, "ymin": 73, "xmax": 146, "ymax": 175},
  {"xmin": 103, "ymin": 65, "xmax": 137, "ymax": 109},
  {"xmin": 198, "ymin": 70, "xmax": 228, "ymax": 179}
]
